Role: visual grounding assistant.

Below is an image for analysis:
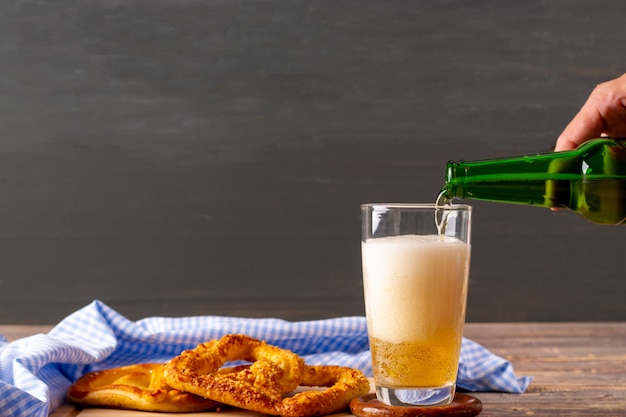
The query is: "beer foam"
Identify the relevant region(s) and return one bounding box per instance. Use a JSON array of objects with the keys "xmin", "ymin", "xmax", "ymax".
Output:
[{"xmin": 362, "ymin": 234, "xmax": 470, "ymax": 344}]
